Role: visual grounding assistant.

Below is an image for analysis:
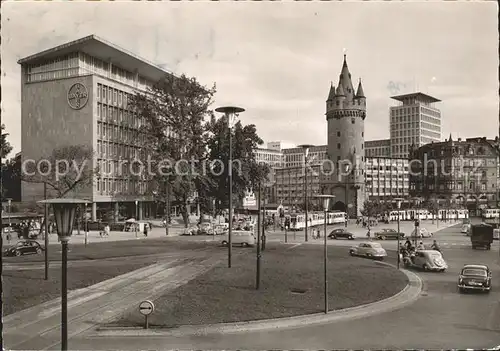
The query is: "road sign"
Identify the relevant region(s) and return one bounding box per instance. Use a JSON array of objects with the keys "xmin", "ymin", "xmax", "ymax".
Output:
[{"xmin": 139, "ymin": 300, "xmax": 154, "ymax": 316}]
